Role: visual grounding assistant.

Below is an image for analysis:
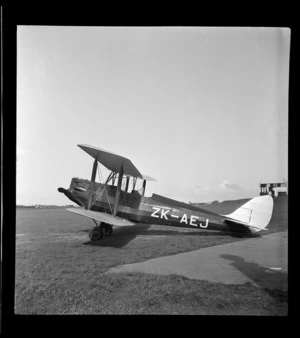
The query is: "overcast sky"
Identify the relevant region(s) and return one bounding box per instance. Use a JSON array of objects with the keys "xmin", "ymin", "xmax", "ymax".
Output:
[{"xmin": 17, "ymin": 26, "xmax": 290, "ymax": 205}]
